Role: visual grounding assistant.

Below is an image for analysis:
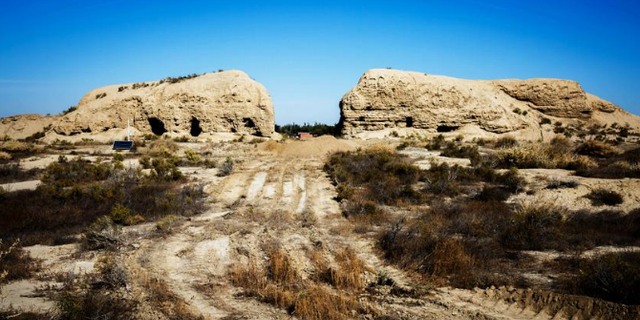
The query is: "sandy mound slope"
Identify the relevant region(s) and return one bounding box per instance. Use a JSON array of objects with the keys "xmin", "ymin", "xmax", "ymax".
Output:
[
  {"xmin": 340, "ymin": 69, "xmax": 640, "ymax": 139},
  {"xmin": 261, "ymin": 135, "xmax": 358, "ymax": 158}
]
